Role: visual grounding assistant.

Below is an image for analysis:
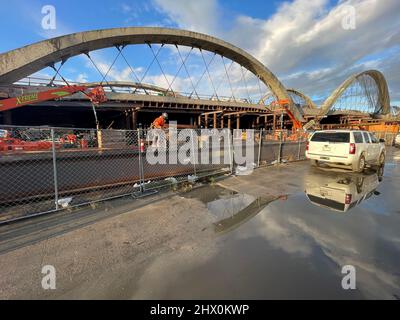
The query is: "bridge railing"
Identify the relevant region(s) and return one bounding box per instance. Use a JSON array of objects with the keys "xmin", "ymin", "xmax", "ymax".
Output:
[
  {"xmin": 10, "ymin": 76, "xmax": 256, "ymax": 104},
  {"xmin": 0, "ymin": 125, "xmax": 307, "ymax": 224}
]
